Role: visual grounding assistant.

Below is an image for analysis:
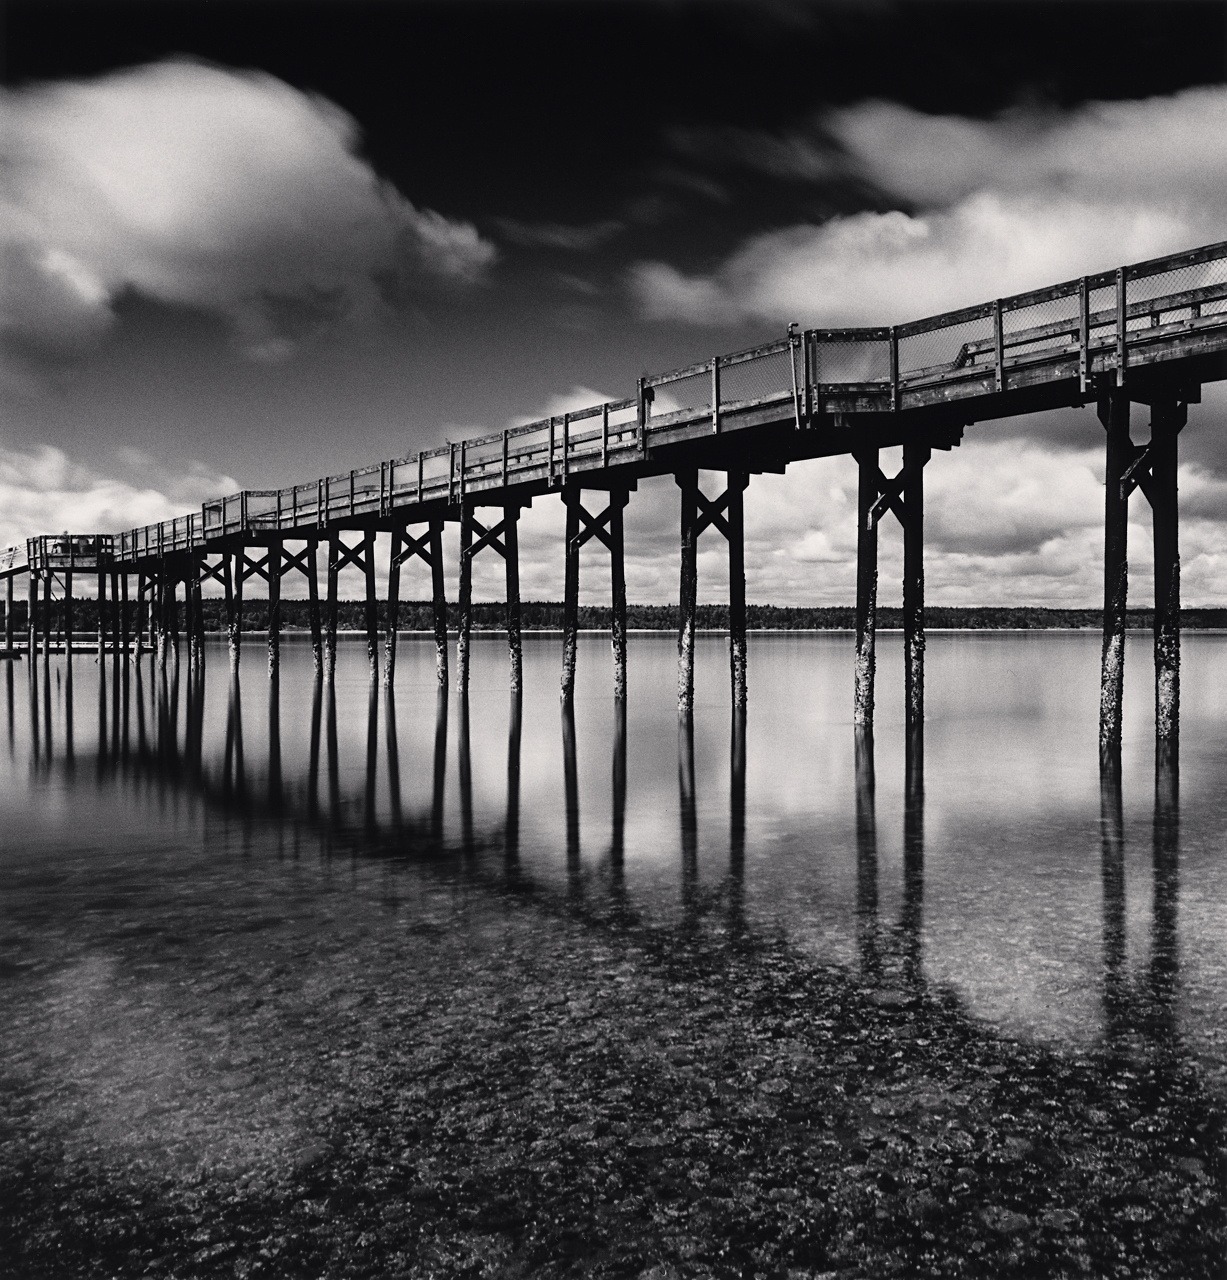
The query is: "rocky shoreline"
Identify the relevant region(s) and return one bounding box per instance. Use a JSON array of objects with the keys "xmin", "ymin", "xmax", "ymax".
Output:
[{"xmin": 2, "ymin": 866, "xmax": 1223, "ymax": 1279}]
